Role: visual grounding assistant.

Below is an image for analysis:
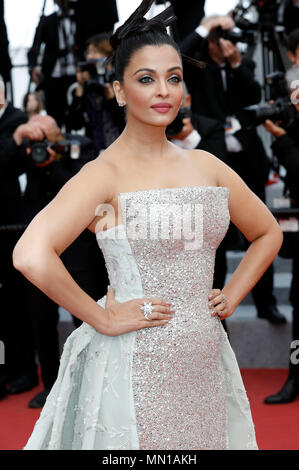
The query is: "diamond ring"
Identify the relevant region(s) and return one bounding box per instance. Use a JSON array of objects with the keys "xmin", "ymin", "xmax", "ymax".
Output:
[{"xmin": 140, "ymin": 301, "xmax": 155, "ymax": 321}]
